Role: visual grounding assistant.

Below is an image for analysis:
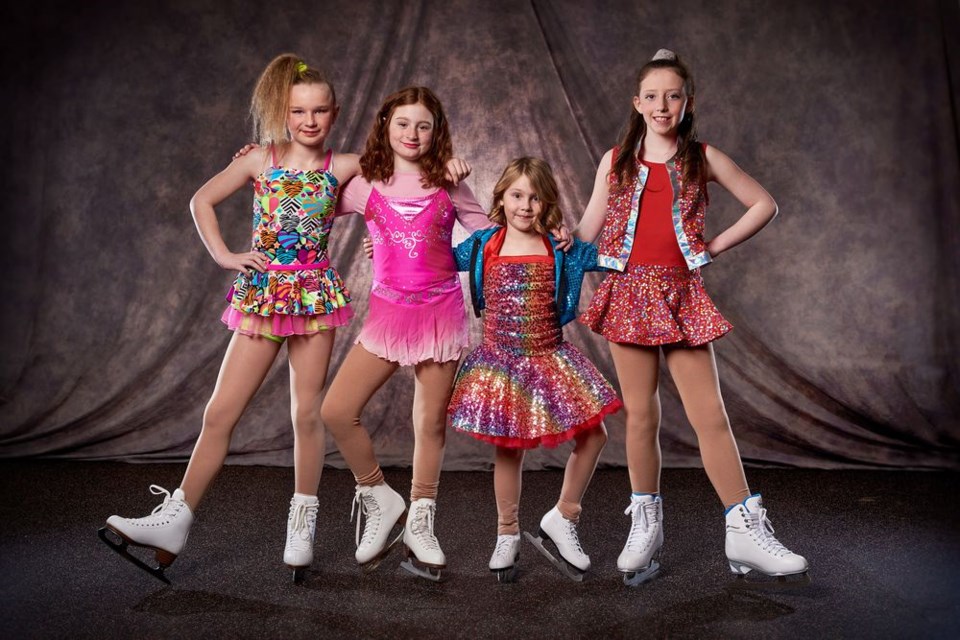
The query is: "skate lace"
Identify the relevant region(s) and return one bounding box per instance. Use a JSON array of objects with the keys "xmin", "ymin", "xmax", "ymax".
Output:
[
  {"xmin": 409, "ymin": 503, "xmax": 440, "ymax": 551},
  {"xmin": 745, "ymin": 507, "xmax": 790, "ymax": 557},
  {"xmin": 623, "ymin": 500, "xmax": 659, "ymax": 551},
  {"xmin": 493, "ymin": 535, "xmax": 517, "ymax": 560},
  {"xmin": 288, "ymin": 500, "xmax": 317, "ymax": 543},
  {"xmin": 147, "ymin": 485, "xmax": 179, "ymax": 518},
  {"xmin": 559, "ymin": 518, "xmax": 586, "ymax": 555},
  {"xmin": 351, "ymin": 489, "xmax": 382, "ymax": 547}
]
